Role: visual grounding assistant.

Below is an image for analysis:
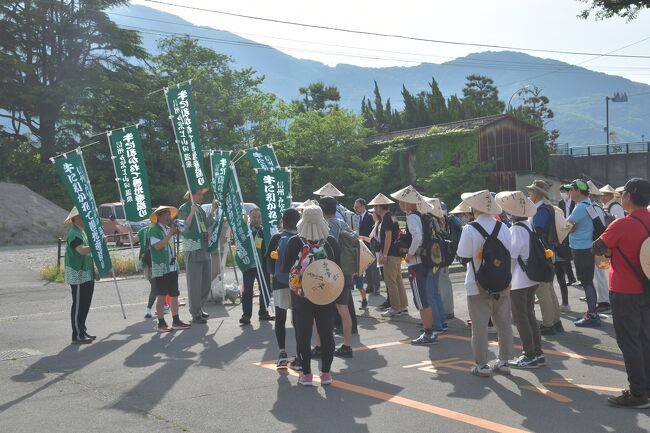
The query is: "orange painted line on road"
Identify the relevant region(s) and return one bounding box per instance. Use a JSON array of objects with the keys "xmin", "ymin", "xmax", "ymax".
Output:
[
  {"xmin": 520, "ymin": 385, "xmax": 573, "ymax": 403},
  {"xmin": 544, "ymin": 379, "xmax": 623, "ymax": 393},
  {"xmin": 255, "ymin": 362, "xmax": 529, "ymax": 433},
  {"xmin": 438, "ymin": 335, "xmax": 625, "ymax": 367},
  {"xmin": 352, "ymin": 339, "xmax": 410, "ymax": 352}
]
